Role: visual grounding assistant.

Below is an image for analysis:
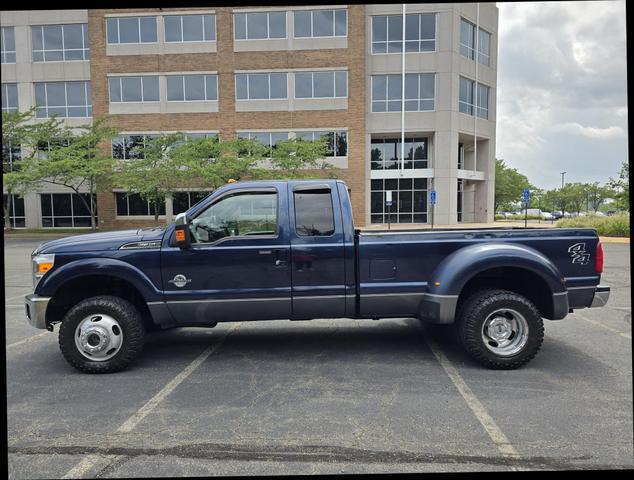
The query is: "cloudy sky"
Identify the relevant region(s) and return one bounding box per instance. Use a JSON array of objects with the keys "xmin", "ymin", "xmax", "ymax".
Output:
[{"xmin": 496, "ymin": 1, "xmax": 628, "ymax": 190}]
